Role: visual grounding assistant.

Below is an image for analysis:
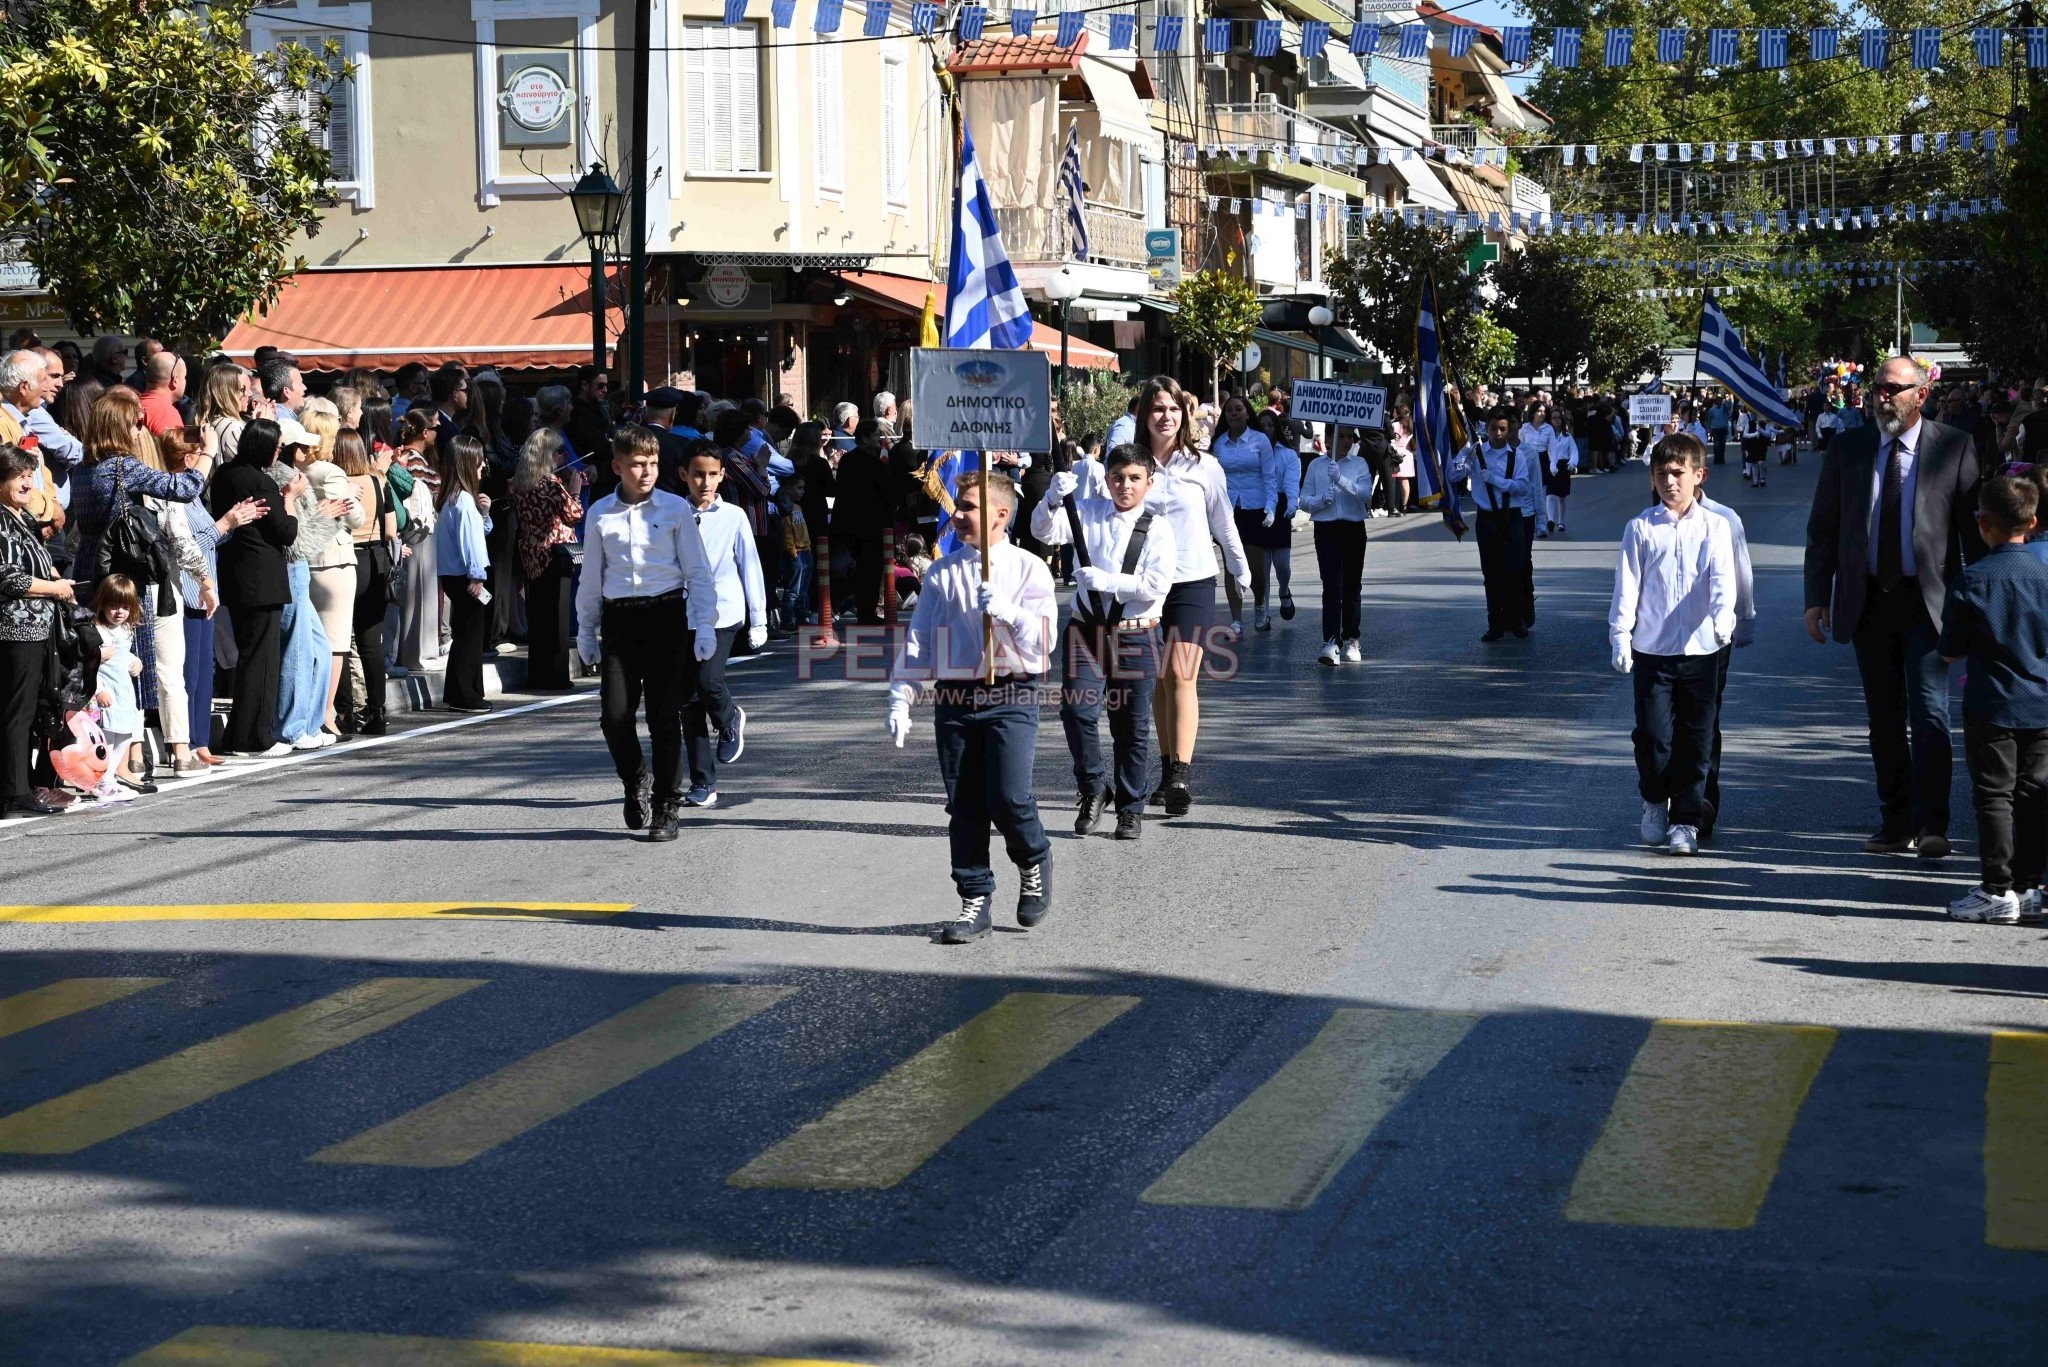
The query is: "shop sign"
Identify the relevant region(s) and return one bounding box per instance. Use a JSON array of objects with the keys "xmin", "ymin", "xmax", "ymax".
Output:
[
  {"xmin": 1291, "ymin": 380, "xmax": 1386, "ymax": 429},
  {"xmin": 705, "ymin": 264, "xmax": 753, "ymax": 307},
  {"xmin": 1146, "ymin": 228, "xmax": 1181, "ymax": 289},
  {"xmin": 910, "ymin": 348, "xmax": 1053, "ymax": 453},
  {"xmin": 498, "ymin": 52, "xmax": 573, "ymax": 148},
  {"xmin": 0, "ymin": 238, "xmax": 37, "ymax": 295}
]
